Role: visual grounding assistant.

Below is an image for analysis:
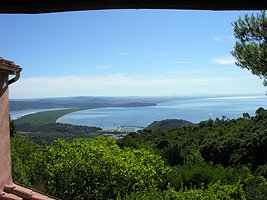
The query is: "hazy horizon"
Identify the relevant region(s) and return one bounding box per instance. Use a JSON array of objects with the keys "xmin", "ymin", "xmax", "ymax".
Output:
[
  {"xmin": 1, "ymin": 10, "xmax": 266, "ymax": 98},
  {"xmin": 9, "ymin": 93, "xmax": 266, "ymax": 100}
]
